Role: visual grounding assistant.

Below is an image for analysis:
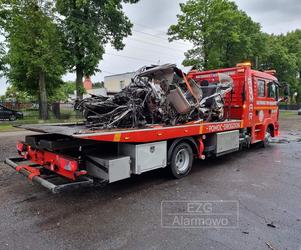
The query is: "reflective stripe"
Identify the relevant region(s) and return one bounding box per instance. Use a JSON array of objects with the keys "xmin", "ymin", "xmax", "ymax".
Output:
[
  {"xmin": 113, "ymin": 133, "xmax": 121, "ymax": 142},
  {"xmin": 199, "ymin": 125, "xmax": 204, "ymax": 134},
  {"xmin": 254, "ymin": 106, "xmax": 278, "ymax": 110}
]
